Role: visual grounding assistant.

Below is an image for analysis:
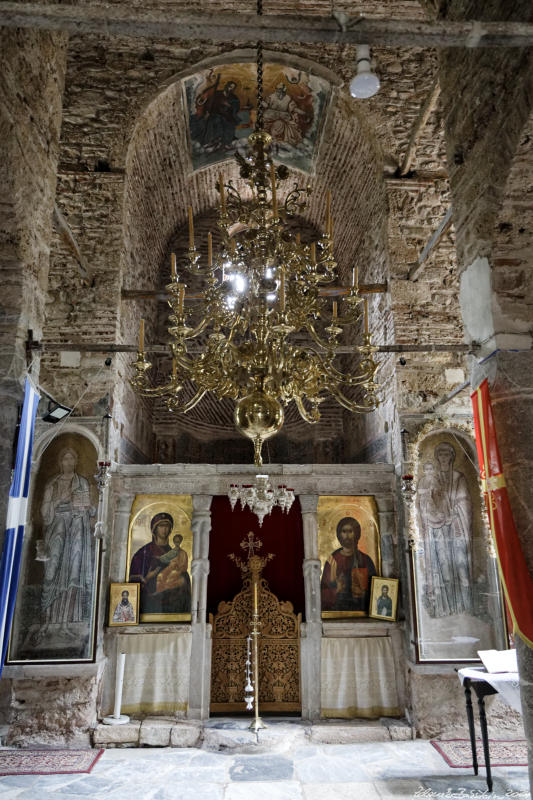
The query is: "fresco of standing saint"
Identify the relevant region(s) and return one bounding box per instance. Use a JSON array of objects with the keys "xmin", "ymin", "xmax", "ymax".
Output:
[
  {"xmin": 8, "ymin": 433, "xmax": 100, "ymax": 663},
  {"xmin": 411, "ymin": 430, "xmax": 507, "ymax": 662},
  {"xmin": 416, "ymin": 442, "xmax": 473, "ymax": 618}
]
